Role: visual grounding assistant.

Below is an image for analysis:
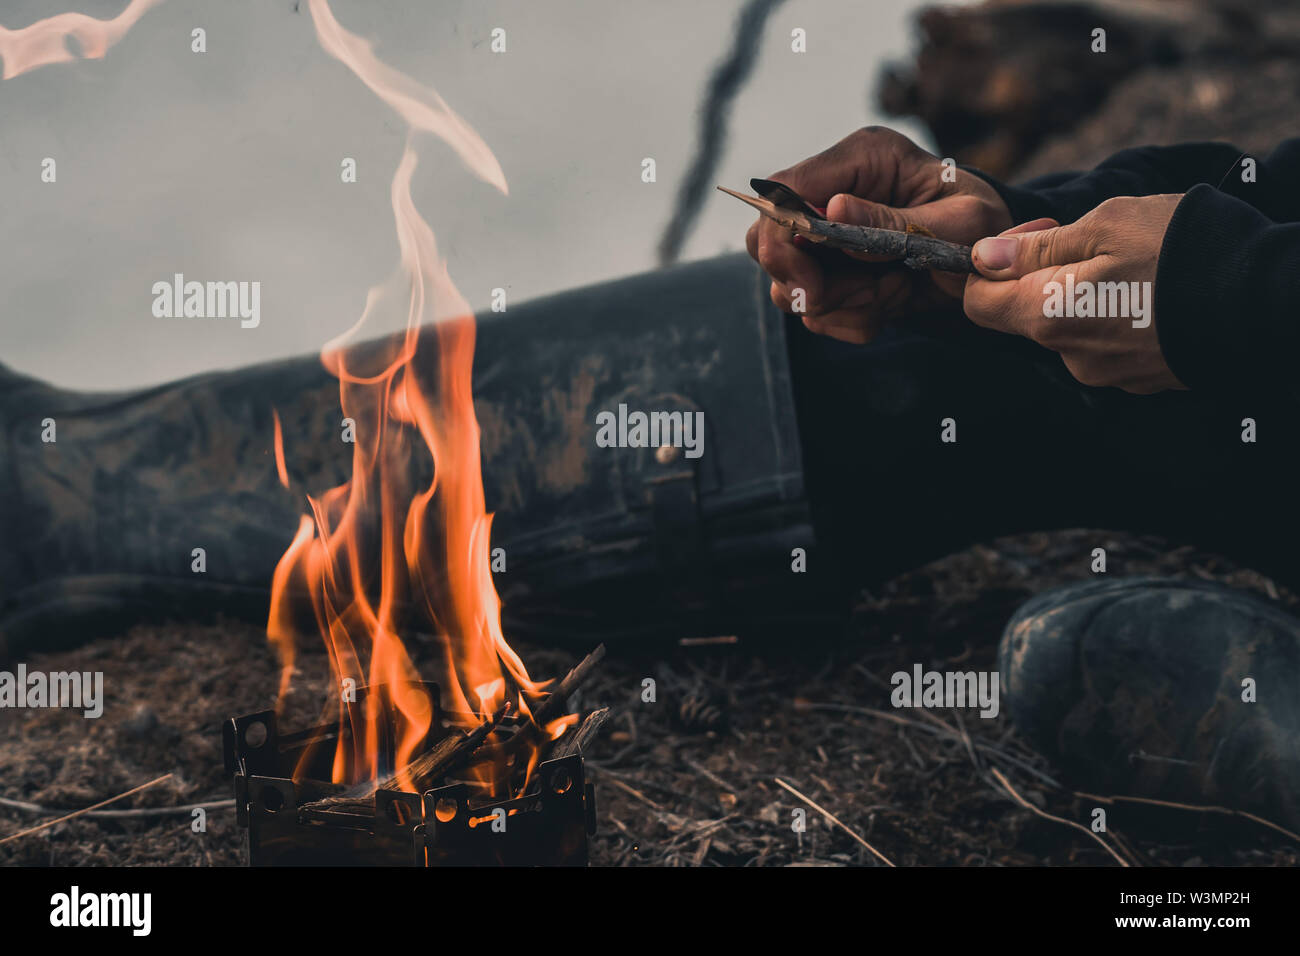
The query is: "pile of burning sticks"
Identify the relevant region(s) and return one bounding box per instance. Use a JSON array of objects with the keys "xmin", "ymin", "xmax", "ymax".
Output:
[{"xmin": 224, "ymin": 646, "xmax": 607, "ymax": 866}]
